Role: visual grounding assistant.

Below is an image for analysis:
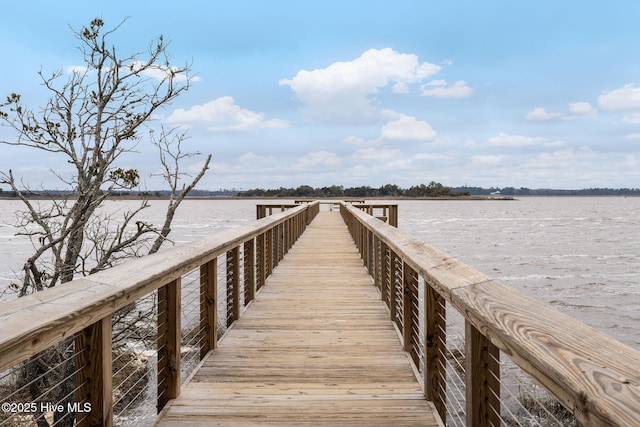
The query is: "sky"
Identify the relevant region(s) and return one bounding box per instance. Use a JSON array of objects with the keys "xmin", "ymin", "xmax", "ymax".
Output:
[{"xmin": 1, "ymin": 1, "xmax": 640, "ymax": 191}]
